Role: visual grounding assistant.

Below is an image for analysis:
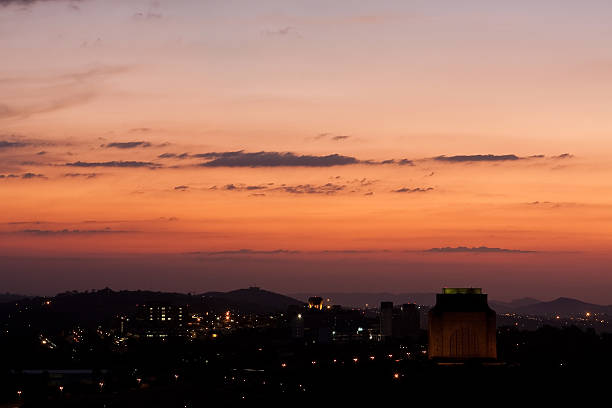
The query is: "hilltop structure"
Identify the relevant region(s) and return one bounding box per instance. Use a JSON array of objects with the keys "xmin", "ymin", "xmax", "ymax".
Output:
[{"xmin": 428, "ymin": 288, "xmax": 496, "ymax": 360}]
